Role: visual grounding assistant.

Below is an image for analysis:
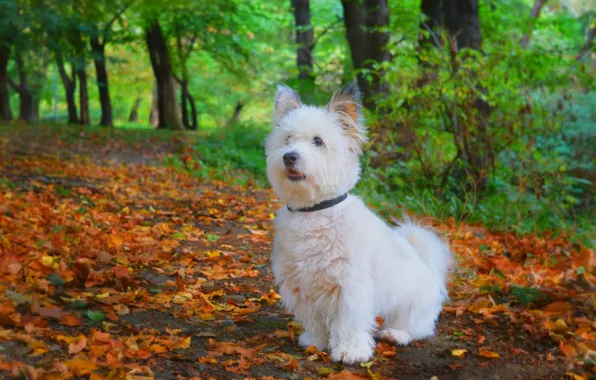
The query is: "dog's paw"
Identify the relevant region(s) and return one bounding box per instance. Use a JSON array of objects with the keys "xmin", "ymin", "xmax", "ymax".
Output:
[
  {"xmin": 377, "ymin": 328, "xmax": 412, "ymax": 345},
  {"xmin": 330, "ymin": 341, "xmax": 373, "ymax": 364},
  {"xmin": 298, "ymin": 331, "xmax": 327, "ymax": 350}
]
